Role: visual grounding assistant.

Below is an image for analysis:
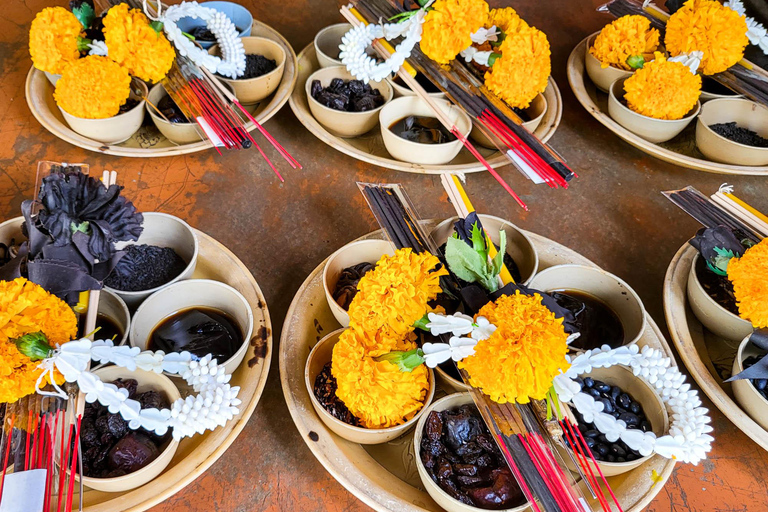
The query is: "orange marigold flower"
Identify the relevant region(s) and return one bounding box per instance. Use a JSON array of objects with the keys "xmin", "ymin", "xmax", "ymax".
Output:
[
  {"xmin": 486, "ymin": 7, "xmax": 529, "ymax": 35},
  {"xmin": 103, "ymin": 3, "xmax": 176, "ymax": 83},
  {"xmin": 28, "ymin": 7, "xmax": 83, "ymax": 75},
  {"xmin": 589, "ymin": 15, "xmax": 660, "ymax": 70},
  {"xmin": 421, "ymin": 0, "xmax": 490, "ymax": 65},
  {"xmin": 347, "ymin": 248, "xmax": 447, "ymax": 337},
  {"xmin": 0, "ymin": 278, "xmax": 77, "ymax": 404},
  {"xmin": 458, "ymin": 291, "xmax": 569, "ymax": 404},
  {"xmin": 728, "ymin": 238, "xmax": 768, "ymax": 328},
  {"xmin": 665, "ymin": 0, "xmax": 748, "ymax": 75},
  {"xmin": 623, "ymin": 52, "xmax": 701, "ymax": 120},
  {"xmin": 54, "ymin": 56, "xmax": 131, "ymax": 119},
  {"xmin": 485, "ymin": 25, "xmax": 551, "ymax": 109},
  {"xmin": 332, "ymin": 328, "xmax": 429, "ymax": 429}
]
